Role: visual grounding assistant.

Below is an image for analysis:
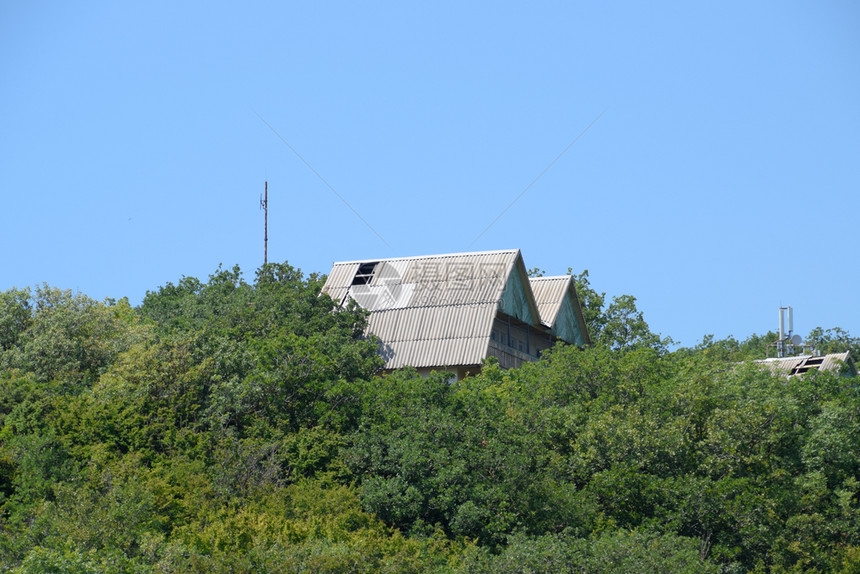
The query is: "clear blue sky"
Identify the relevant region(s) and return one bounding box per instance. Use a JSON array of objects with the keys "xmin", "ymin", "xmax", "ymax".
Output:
[{"xmin": 2, "ymin": 1, "xmax": 858, "ymax": 347}]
